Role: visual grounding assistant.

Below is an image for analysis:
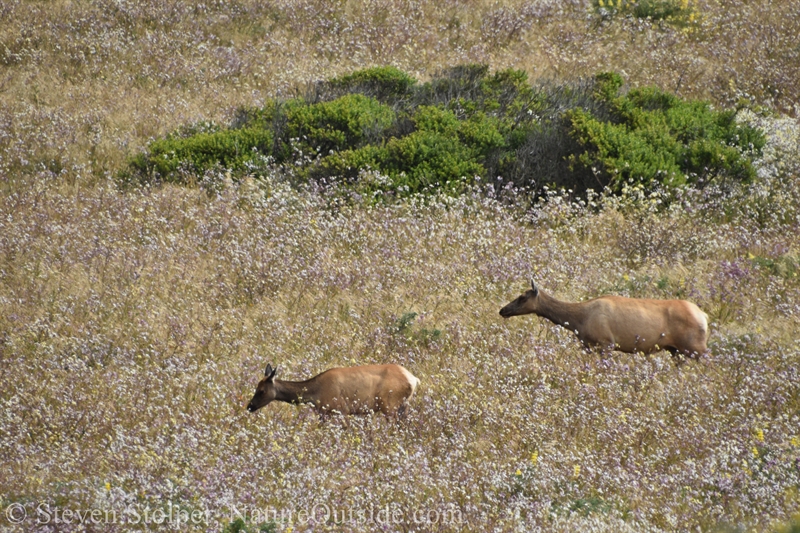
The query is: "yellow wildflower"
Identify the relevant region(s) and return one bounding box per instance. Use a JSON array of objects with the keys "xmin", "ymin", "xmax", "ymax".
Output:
[
  {"xmin": 531, "ymin": 451, "xmax": 539, "ymax": 465},
  {"xmin": 756, "ymin": 429, "xmax": 764, "ymax": 442},
  {"xmin": 752, "ymin": 446, "xmax": 759, "ymax": 458},
  {"xmin": 515, "ymin": 469, "xmax": 522, "ymax": 477},
  {"xmin": 573, "ymin": 464, "xmax": 581, "ymax": 478},
  {"xmin": 791, "ymin": 436, "xmax": 799, "ymax": 447}
]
